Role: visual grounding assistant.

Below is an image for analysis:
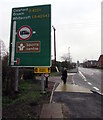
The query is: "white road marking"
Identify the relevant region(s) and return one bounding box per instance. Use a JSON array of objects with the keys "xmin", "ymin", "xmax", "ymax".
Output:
[
  {"xmin": 84, "ymin": 78, "xmax": 87, "ymax": 81},
  {"xmin": 93, "ymin": 87, "xmax": 99, "ymax": 91},
  {"xmin": 77, "ymin": 71, "xmax": 102, "ymax": 95},
  {"xmin": 79, "ymin": 71, "xmax": 87, "ymax": 81},
  {"xmin": 68, "ymin": 73, "xmax": 76, "ymax": 76},
  {"xmin": 87, "ymin": 82, "xmax": 92, "ymax": 85},
  {"xmin": 33, "ymin": 31, "xmax": 36, "ymax": 34},
  {"xmin": 97, "ymin": 91, "xmax": 103, "ymax": 95},
  {"xmin": 50, "ymin": 83, "xmax": 57, "ymax": 103}
]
